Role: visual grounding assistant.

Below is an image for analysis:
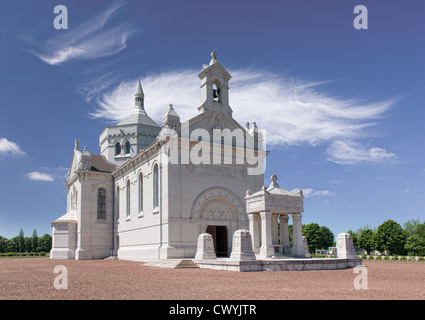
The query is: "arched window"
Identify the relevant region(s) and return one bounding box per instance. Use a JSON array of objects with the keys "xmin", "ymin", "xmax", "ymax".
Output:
[
  {"xmin": 125, "ymin": 141, "xmax": 131, "ymax": 154},
  {"xmin": 139, "ymin": 172, "xmax": 143, "ymax": 212},
  {"xmin": 126, "ymin": 180, "xmax": 130, "ymax": 217},
  {"xmin": 97, "ymin": 188, "xmax": 106, "ymax": 220},
  {"xmin": 153, "ymin": 164, "xmax": 159, "ymax": 208},
  {"xmin": 115, "ymin": 142, "xmax": 121, "ymax": 156}
]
